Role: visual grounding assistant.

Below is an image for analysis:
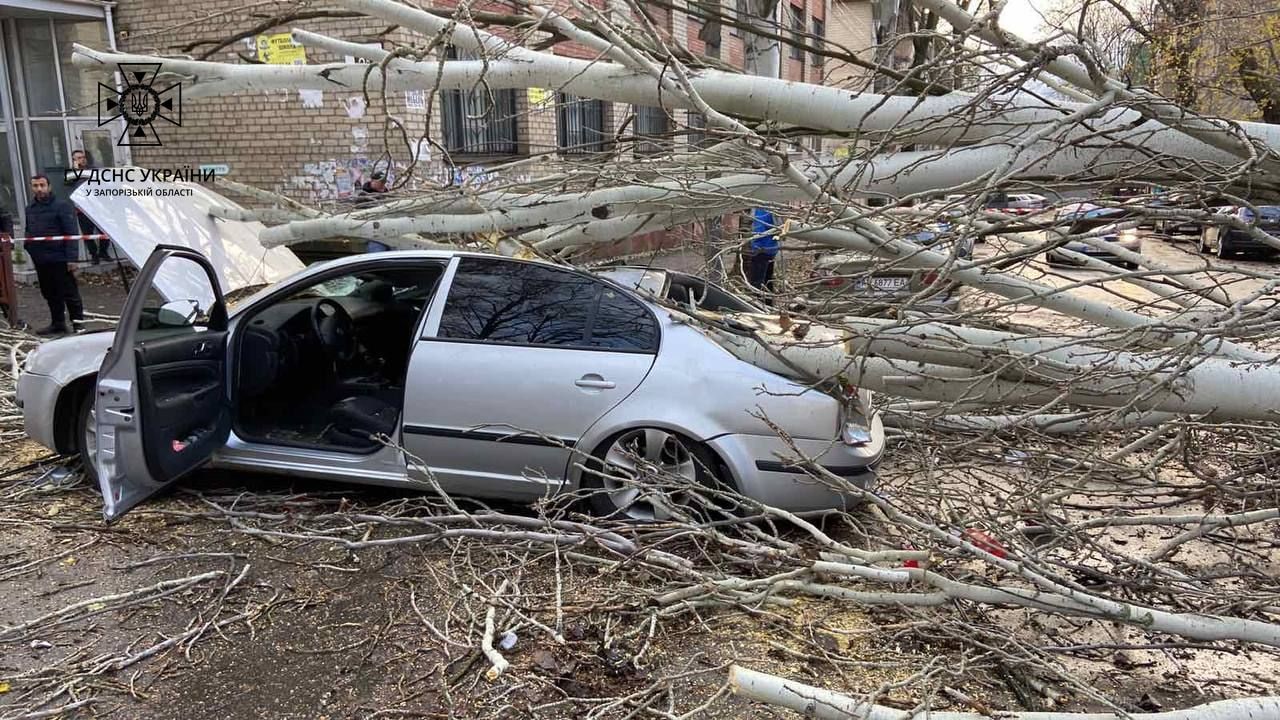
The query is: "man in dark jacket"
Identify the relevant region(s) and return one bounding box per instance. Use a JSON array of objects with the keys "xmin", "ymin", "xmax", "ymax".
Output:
[{"xmin": 25, "ymin": 174, "xmax": 84, "ymax": 335}]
